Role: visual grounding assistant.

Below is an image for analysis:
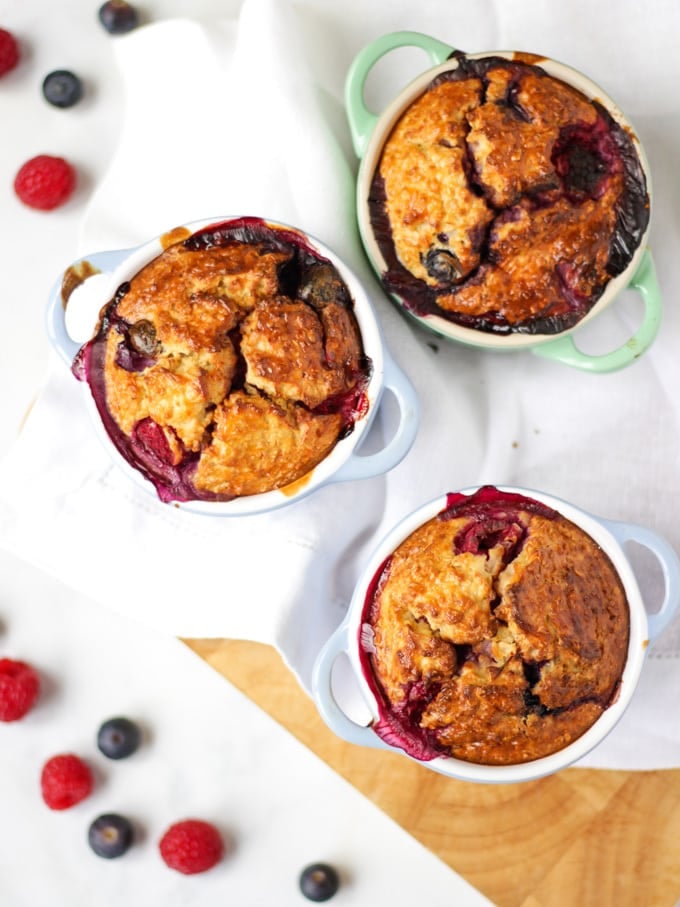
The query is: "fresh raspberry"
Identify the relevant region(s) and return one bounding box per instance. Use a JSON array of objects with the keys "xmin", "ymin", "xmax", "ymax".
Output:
[
  {"xmin": 0, "ymin": 658, "xmax": 40, "ymax": 721},
  {"xmin": 0, "ymin": 28, "xmax": 20, "ymax": 77},
  {"xmin": 159, "ymin": 819, "xmax": 224, "ymax": 875},
  {"xmin": 40, "ymin": 754, "xmax": 94, "ymax": 810},
  {"xmin": 13, "ymin": 154, "xmax": 76, "ymax": 211}
]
